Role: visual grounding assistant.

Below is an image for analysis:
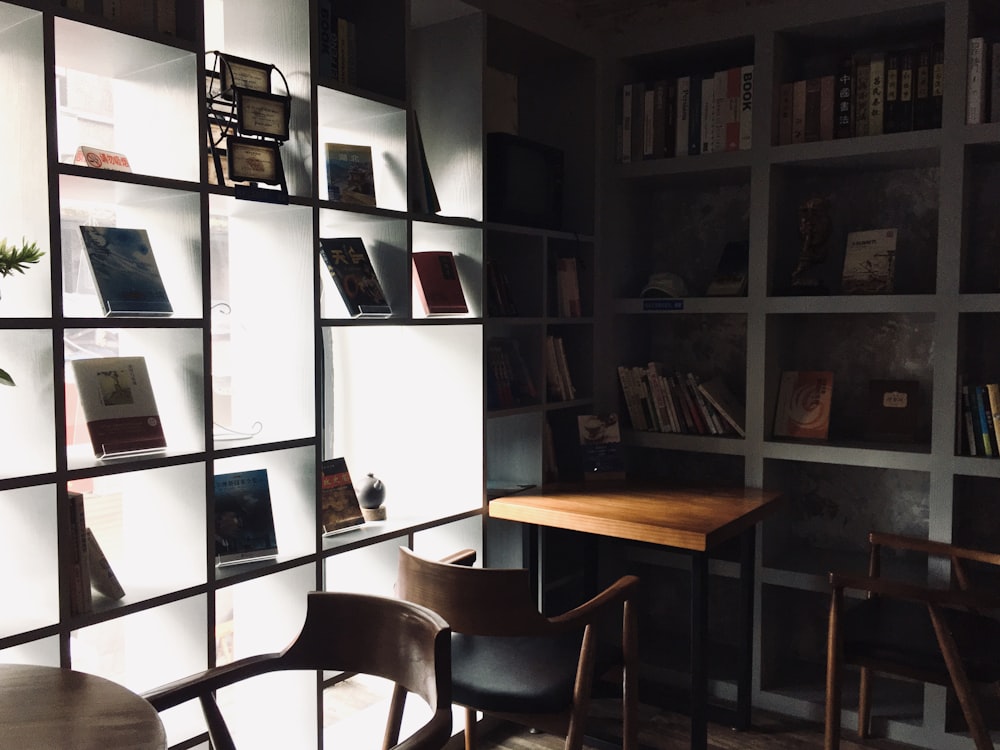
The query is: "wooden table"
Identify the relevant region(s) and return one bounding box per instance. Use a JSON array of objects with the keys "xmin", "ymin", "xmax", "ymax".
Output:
[
  {"xmin": 0, "ymin": 663, "xmax": 167, "ymax": 749},
  {"xmin": 489, "ymin": 483, "xmax": 784, "ymax": 750}
]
